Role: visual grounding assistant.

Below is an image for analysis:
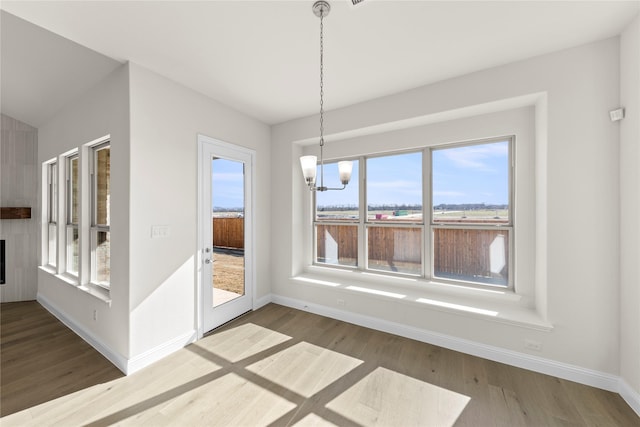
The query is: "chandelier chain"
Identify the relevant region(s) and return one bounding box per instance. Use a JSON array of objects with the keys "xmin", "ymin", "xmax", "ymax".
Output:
[{"xmin": 319, "ymin": 8, "xmax": 324, "ymax": 148}]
